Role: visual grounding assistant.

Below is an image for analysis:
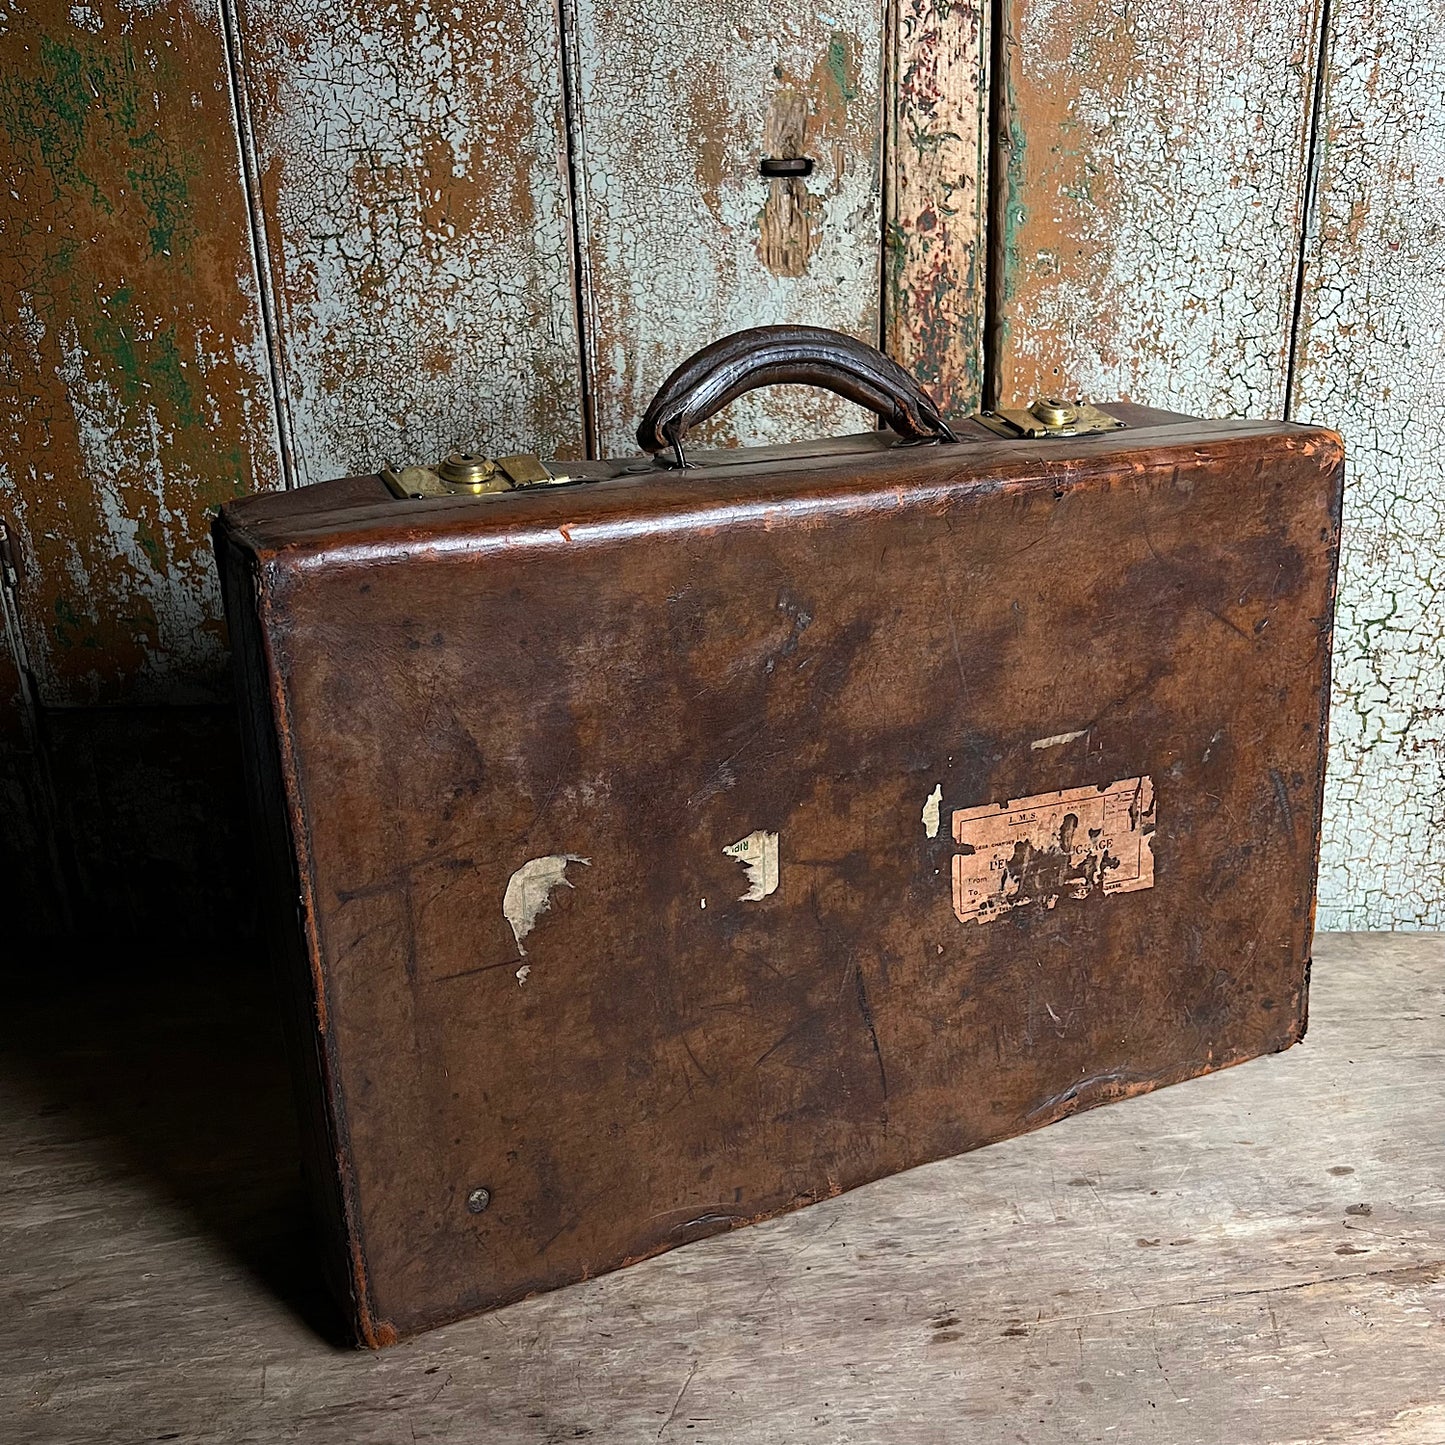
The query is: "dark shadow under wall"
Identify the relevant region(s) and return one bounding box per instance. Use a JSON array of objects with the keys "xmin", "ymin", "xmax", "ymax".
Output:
[{"xmin": 2, "ymin": 704, "xmax": 259, "ymax": 948}]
